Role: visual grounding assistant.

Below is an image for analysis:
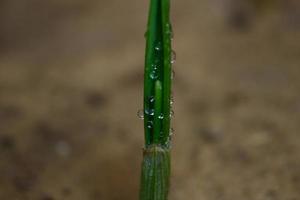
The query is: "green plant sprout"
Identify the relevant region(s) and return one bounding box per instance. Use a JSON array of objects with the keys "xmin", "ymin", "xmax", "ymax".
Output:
[{"xmin": 138, "ymin": 0, "xmax": 174, "ymax": 199}]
